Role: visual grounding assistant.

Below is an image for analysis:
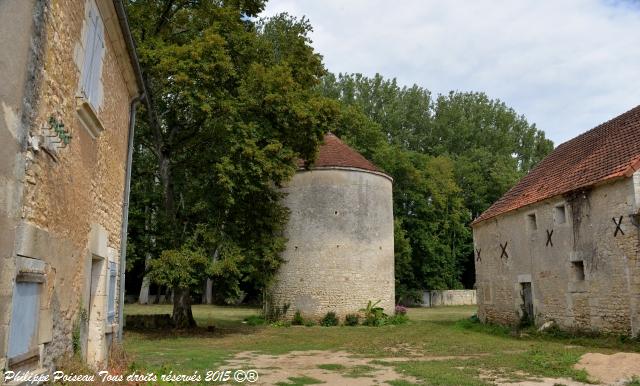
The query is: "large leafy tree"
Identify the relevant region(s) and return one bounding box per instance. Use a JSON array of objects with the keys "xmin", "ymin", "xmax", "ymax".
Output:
[{"xmin": 126, "ymin": 1, "xmax": 339, "ymax": 327}]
